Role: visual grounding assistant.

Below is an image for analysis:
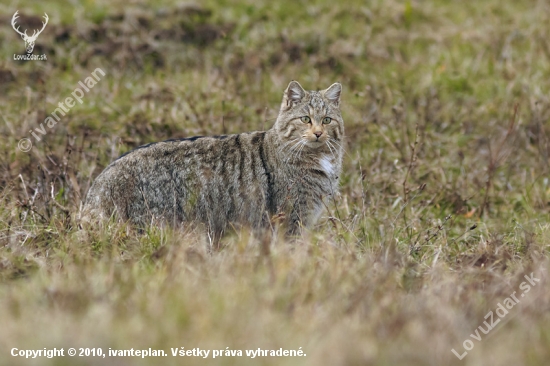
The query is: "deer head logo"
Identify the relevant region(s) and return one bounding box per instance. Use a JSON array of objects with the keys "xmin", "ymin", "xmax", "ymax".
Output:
[{"xmin": 11, "ymin": 11, "xmax": 49, "ymax": 54}]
